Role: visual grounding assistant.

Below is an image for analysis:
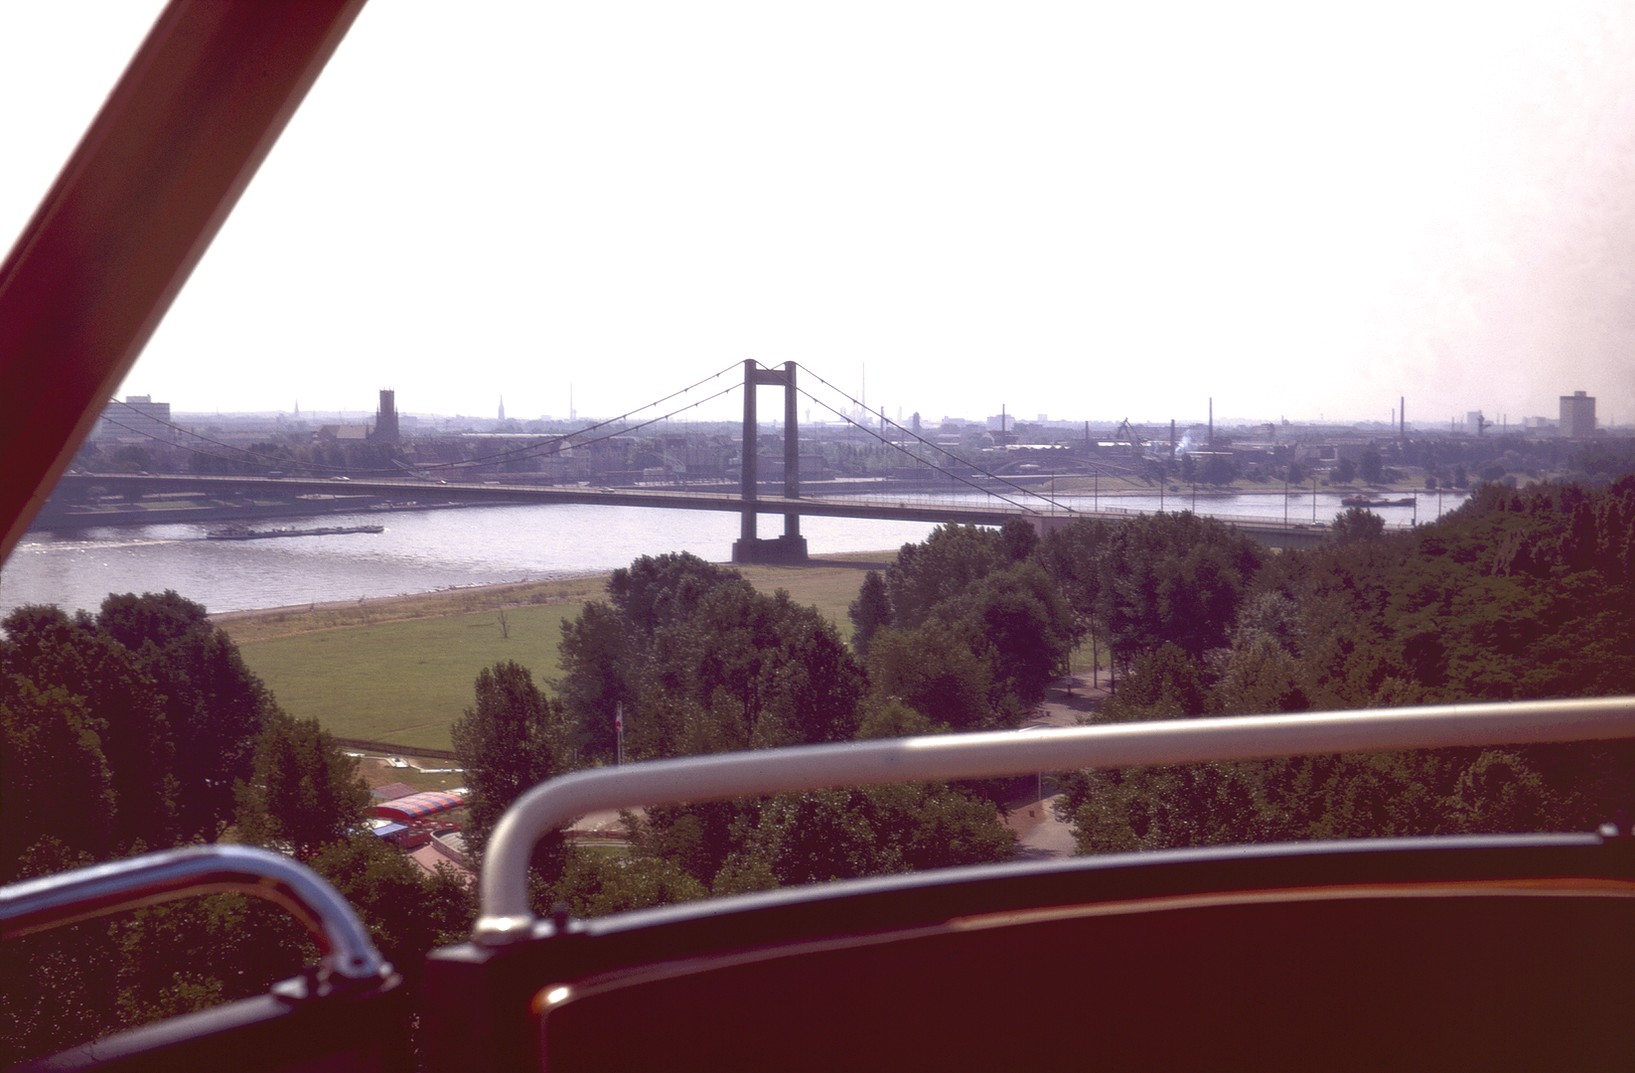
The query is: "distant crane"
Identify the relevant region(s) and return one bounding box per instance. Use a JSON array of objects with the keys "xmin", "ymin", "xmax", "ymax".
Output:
[{"xmin": 1113, "ymin": 418, "xmax": 1146, "ymax": 448}]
